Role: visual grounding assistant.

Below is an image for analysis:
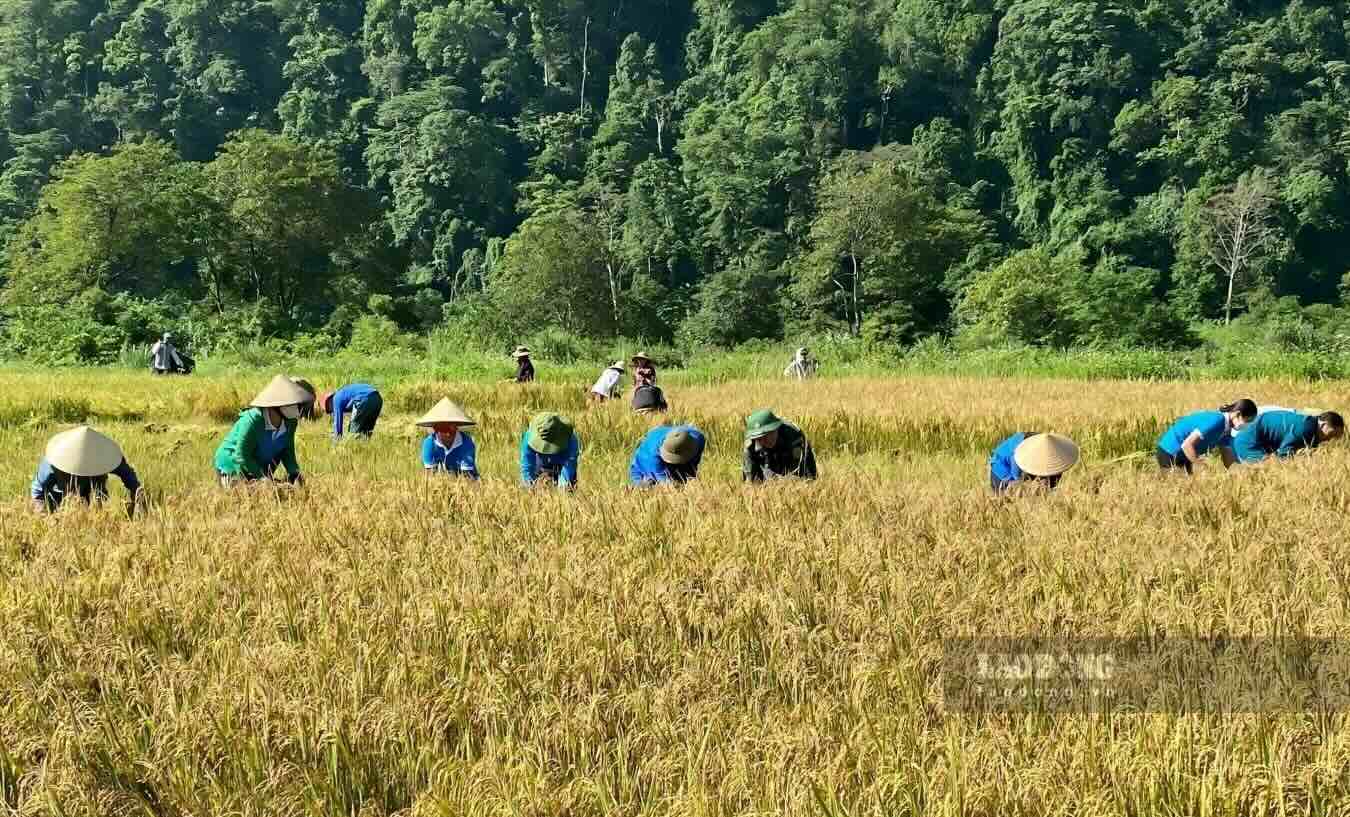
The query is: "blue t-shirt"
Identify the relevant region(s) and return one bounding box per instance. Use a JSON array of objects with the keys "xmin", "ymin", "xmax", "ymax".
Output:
[
  {"xmin": 1158, "ymin": 411, "xmax": 1231, "ymax": 457},
  {"xmin": 421, "ymin": 431, "xmax": 479, "ymax": 478},
  {"xmin": 989, "ymin": 432, "xmax": 1029, "ymax": 484},
  {"xmin": 1233, "ymin": 410, "xmax": 1319, "ymax": 463},
  {"xmin": 519, "ymin": 429, "xmax": 580, "ymax": 487},
  {"xmin": 629, "ymin": 425, "xmax": 706, "ymax": 485}
]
